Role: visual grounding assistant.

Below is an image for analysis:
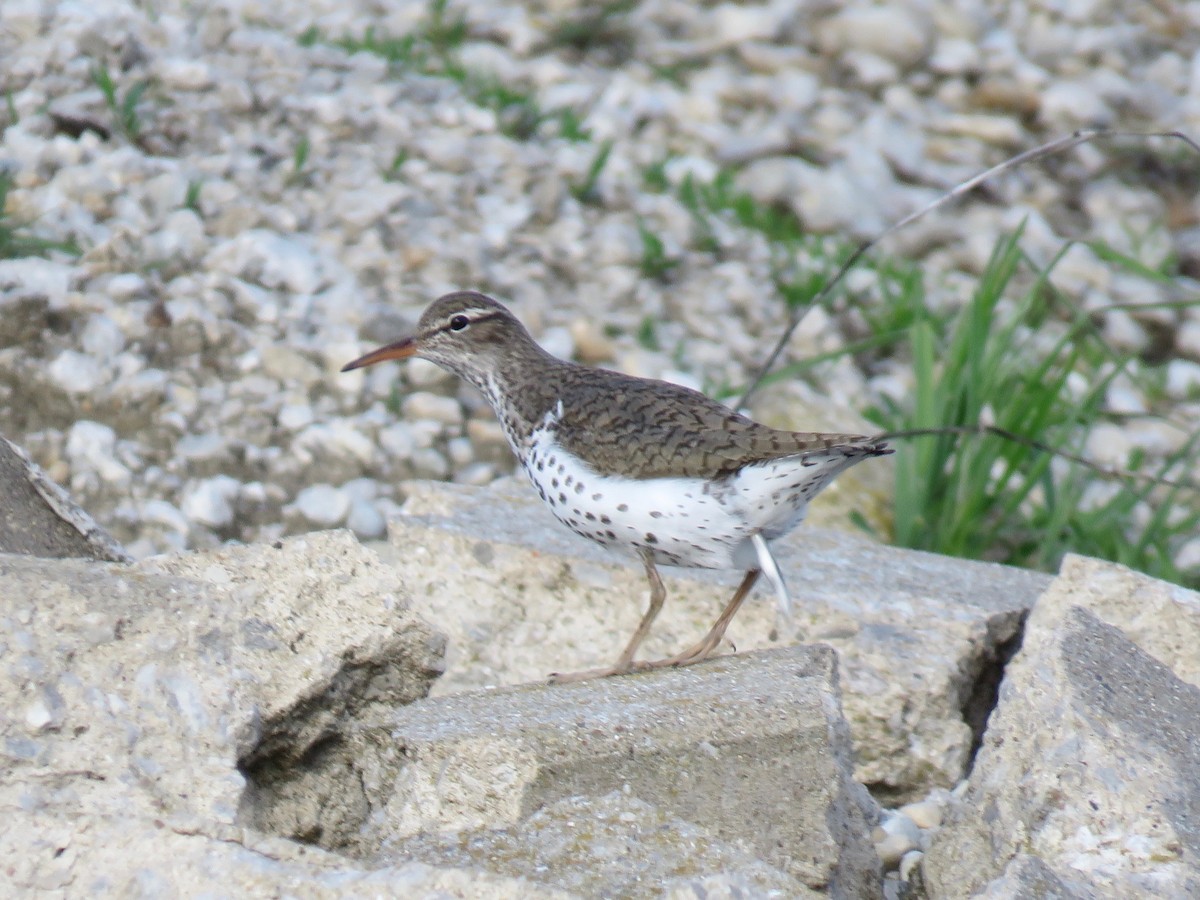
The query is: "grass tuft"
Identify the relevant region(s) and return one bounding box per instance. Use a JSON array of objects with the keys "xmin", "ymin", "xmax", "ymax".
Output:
[
  {"xmin": 287, "ymin": 135, "xmax": 312, "ymax": 185},
  {"xmin": 184, "ymin": 178, "xmax": 203, "ymax": 213},
  {"xmin": 459, "ymin": 73, "xmax": 545, "ymax": 140},
  {"xmin": 866, "ymin": 226, "xmax": 1200, "ymax": 589},
  {"xmin": 637, "ymin": 220, "xmax": 679, "ymax": 281},
  {"xmin": 642, "ymin": 159, "xmax": 671, "ymax": 193},
  {"xmin": 91, "ymin": 63, "xmax": 149, "ymax": 141},
  {"xmin": 636, "ymin": 315, "xmax": 660, "ymax": 351},
  {"xmin": 570, "ymin": 140, "xmax": 614, "ymax": 205},
  {"xmin": 384, "ymin": 149, "xmax": 409, "ymax": 181},
  {"xmin": 303, "ymin": 2, "xmax": 615, "ymax": 144},
  {"xmin": 305, "ymin": 2, "xmax": 569, "ymax": 142},
  {"xmin": 553, "ymin": 108, "xmax": 592, "ymax": 143},
  {"xmin": 0, "ymin": 172, "xmax": 80, "ymax": 258}
]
